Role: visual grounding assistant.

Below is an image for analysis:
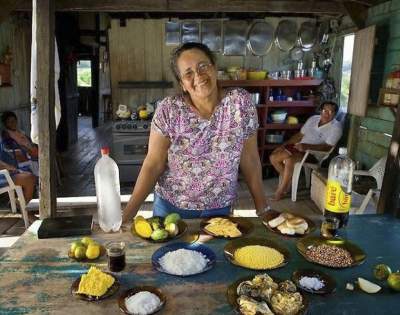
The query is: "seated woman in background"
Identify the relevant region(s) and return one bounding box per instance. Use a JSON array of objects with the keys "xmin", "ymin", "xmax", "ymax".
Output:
[
  {"xmin": 0, "ymin": 159, "xmax": 36, "ymax": 222},
  {"xmin": 1, "ymin": 111, "xmax": 38, "ymax": 176}
]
